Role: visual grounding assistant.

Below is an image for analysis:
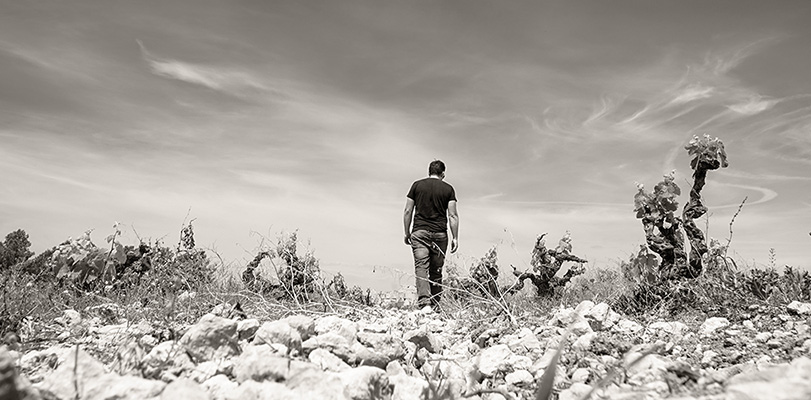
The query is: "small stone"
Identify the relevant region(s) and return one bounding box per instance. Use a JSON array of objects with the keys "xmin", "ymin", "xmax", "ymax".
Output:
[
  {"xmin": 237, "ymin": 318, "xmax": 261, "ymax": 341},
  {"xmin": 788, "ymin": 301, "xmax": 811, "ymax": 316},
  {"xmin": 178, "ymin": 314, "xmax": 239, "ymax": 363},
  {"xmin": 477, "ymin": 344, "xmax": 515, "ymax": 377},
  {"xmin": 585, "ymin": 302, "xmax": 610, "ymax": 324},
  {"xmin": 571, "ymin": 368, "xmax": 590, "ymax": 383},
  {"xmin": 302, "ymin": 332, "xmax": 352, "ymax": 359},
  {"xmin": 802, "ymin": 339, "xmax": 811, "ymax": 354},
  {"xmin": 201, "ymin": 374, "xmax": 238, "ymax": 400},
  {"xmin": 338, "ymin": 366, "xmax": 390, "ymax": 400},
  {"xmin": 252, "ymin": 320, "xmax": 302, "ymax": 352},
  {"xmin": 389, "ymin": 373, "xmax": 429, "ymax": 400},
  {"xmin": 314, "ymin": 315, "xmax": 358, "ymax": 342},
  {"xmin": 505, "ymin": 328, "xmax": 542, "ymax": 355},
  {"xmin": 160, "ymin": 378, "xmax": 210, "ymax": 400},
  {"xmin": 281, "ymin": 315, "xmax": 316, "ymax": 341},
  {"xmin": 648, "ymin": 321, "xmax": 688, "ymax": 338},
  {"xmin": 755, "ymin": 355, "xmax": 772, "ymax": 367},
  {"xmin": 309, "ymin": 348, "xmax": 351, "ymax": 372},
  {"xmin": 403, "ymin": 329, "xmax": 442, "ymax": 354},
  {"xmin": 233, "ymin": 345, "xmax": 315, "ymax": 383},
  {"xmin": 701, "ymin": 350, "xmax": 718, "ymax": 365},
  {"xmin": 572, "ymin": 332, "xmax": 596, "ymax": 352},
  {"xmin": 550, "ymin": 307, "xmax": 577, "ymax": 326},
  {"xmin": 613, "ymin": 319, "xmax": 643, "ymax": 335},
  {"xmin": 230, "ymin": 380, "xmax": 298, "ymax": 400},
  {"xmin": 505, "ymin": 369, "xmax": 533, "ymax": 386},
  {"xmin": 357, "ymin": 331, "xmax": 406, "ymax": 363},
  {"xmin": 189, "ymin": 361, "xmax": 219, "ymax": 383},
  {"xmin": 574, "ymin": 300, "xmax": 595, "ymax": 316},
  {"xmin": 558, "ymin": 382, "xmax": 592, "ymax": 400},
  {"xmin": 138, "ymin": 334, "xmax": 159, "ymax": 350},
  {"xmin": 700, "ymin": 317, "xmax": 730, "ymax": 335}
]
